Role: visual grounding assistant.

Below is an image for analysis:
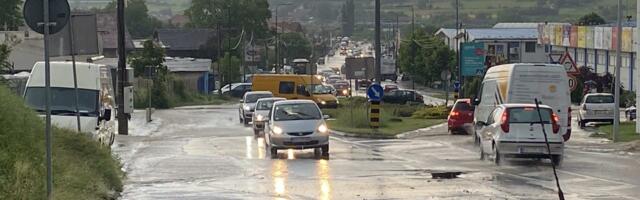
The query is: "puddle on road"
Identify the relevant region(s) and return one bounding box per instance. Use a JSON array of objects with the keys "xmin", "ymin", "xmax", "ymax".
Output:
[{"xmin": 431, "ymin": 171, "xmax": 463, "ymax": 179}]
